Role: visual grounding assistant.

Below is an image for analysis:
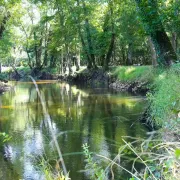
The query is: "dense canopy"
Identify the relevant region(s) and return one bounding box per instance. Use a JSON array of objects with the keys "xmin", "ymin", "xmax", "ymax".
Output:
[{"xmin": 0, "ymin": 0, "xmax": 179, "ymax": 73}]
